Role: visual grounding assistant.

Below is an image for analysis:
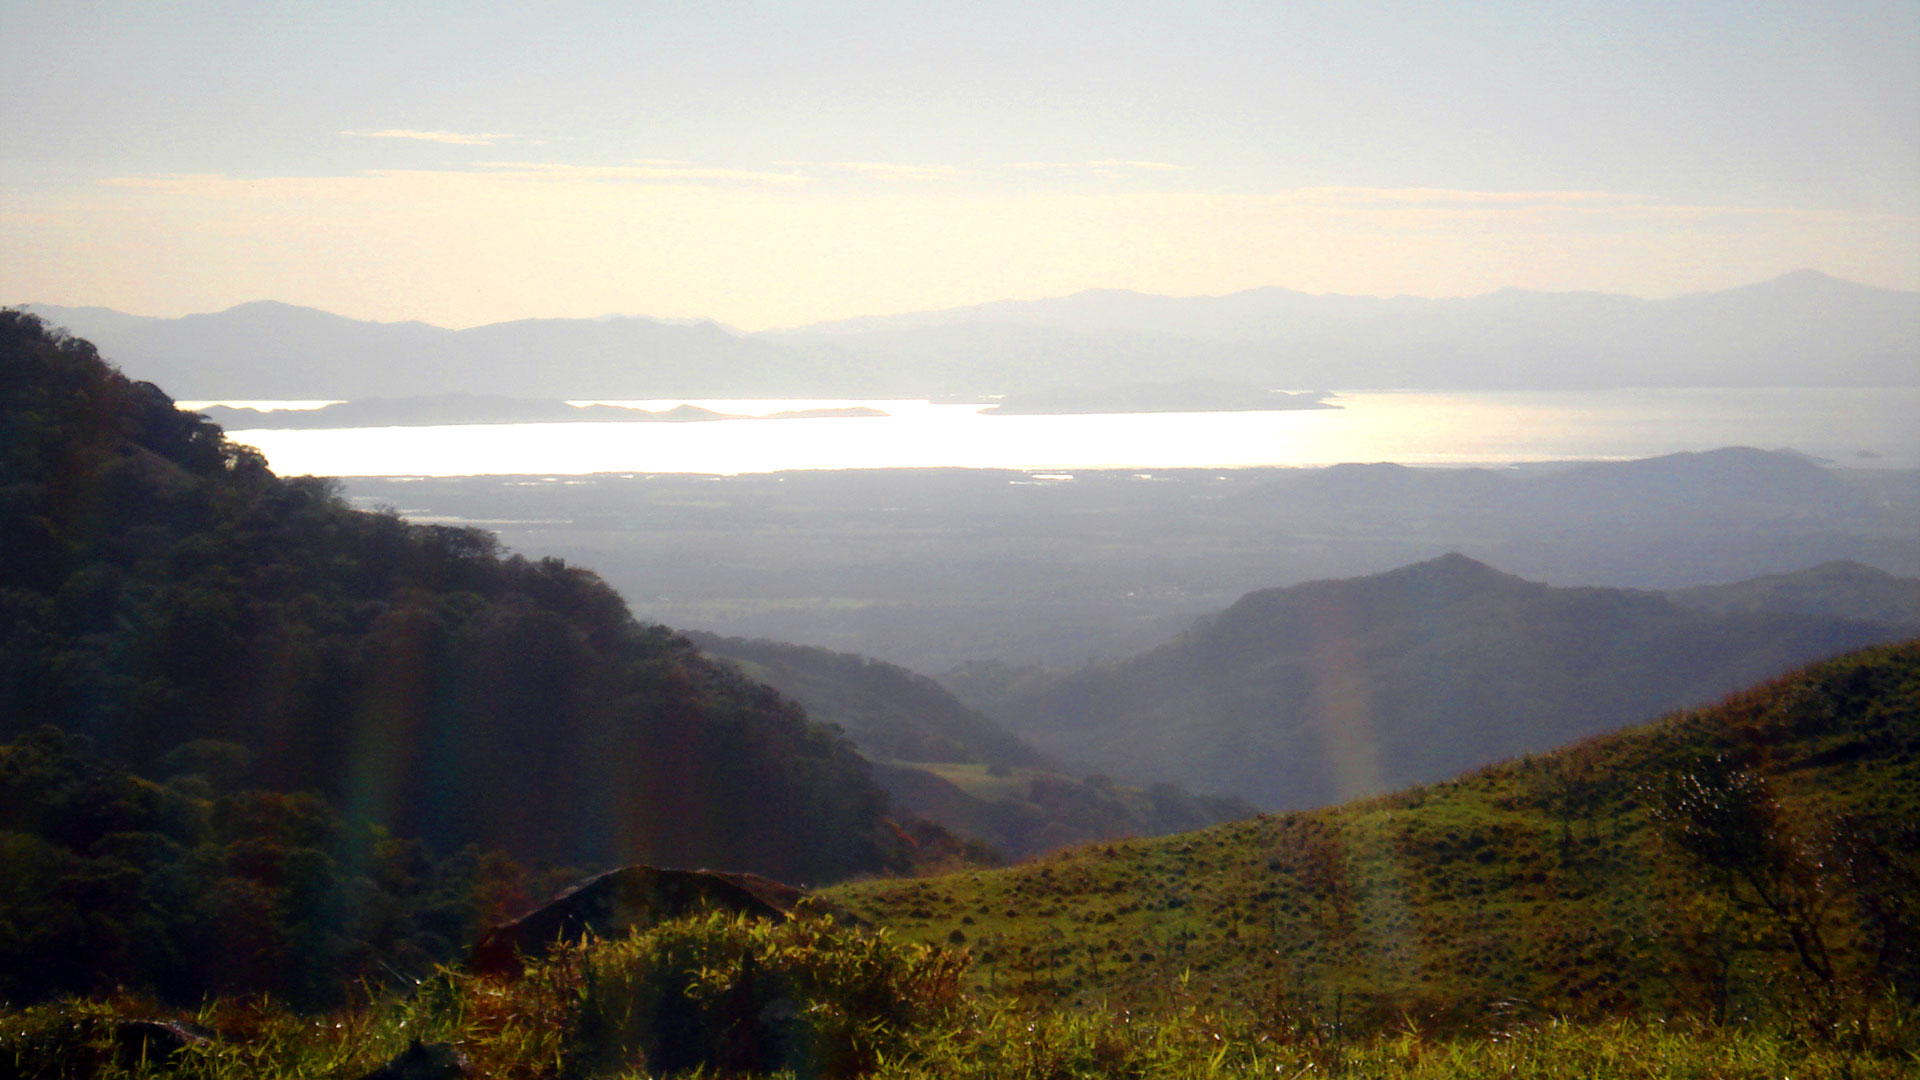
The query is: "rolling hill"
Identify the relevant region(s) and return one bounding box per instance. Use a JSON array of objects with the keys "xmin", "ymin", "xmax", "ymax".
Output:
[
  {"xmin": 832, "ymin": 640, "xmax": 1920, "ymax": 1022},
  {"xmin": 962, "ymin": 554, "xmax": 1909, "ymax": 809},
  {"xmin": 1668, "ymin": 560, "xmax": 1920, "ymax": 631}
]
